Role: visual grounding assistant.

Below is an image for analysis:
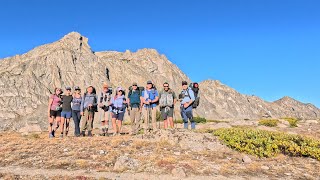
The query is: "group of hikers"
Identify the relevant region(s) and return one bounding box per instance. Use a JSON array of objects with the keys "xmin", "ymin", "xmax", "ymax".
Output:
[{"xmin": 47, "ymin": 80, "xmax": 200, "ymax": 138}]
